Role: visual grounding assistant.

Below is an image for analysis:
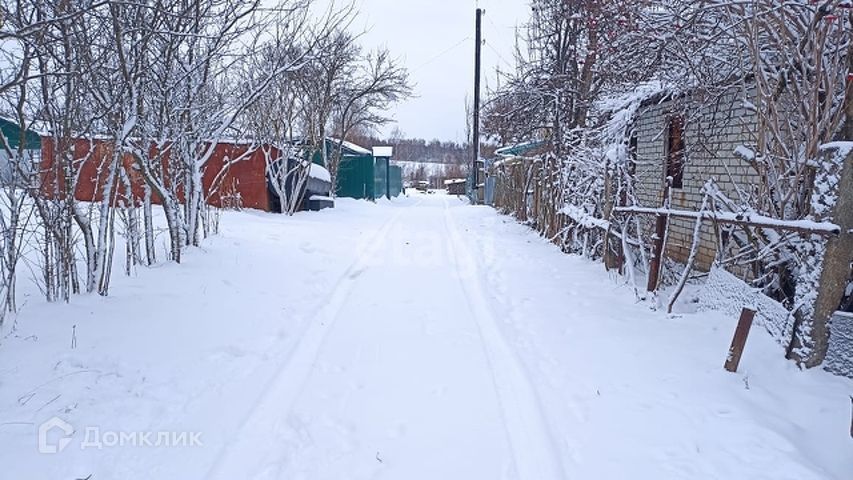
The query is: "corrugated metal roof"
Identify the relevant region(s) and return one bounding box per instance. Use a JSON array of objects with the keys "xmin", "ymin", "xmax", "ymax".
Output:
[
  {"xmin": 0, "ymin": 117, "xmax": 41, "ymax": 150},
  {"xmin": 495, "ymin": 140, "xmax": 545, "ymax": 157}
]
